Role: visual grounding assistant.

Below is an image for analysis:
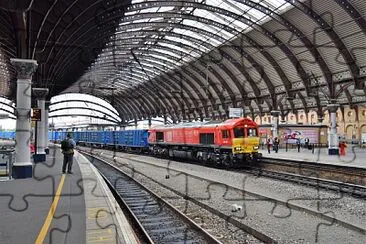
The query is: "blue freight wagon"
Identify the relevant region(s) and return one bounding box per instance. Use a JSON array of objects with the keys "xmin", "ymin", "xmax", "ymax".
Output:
[{"xmin": 117, "ymin": 130, "xmax": 148, "ymax": 148}]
